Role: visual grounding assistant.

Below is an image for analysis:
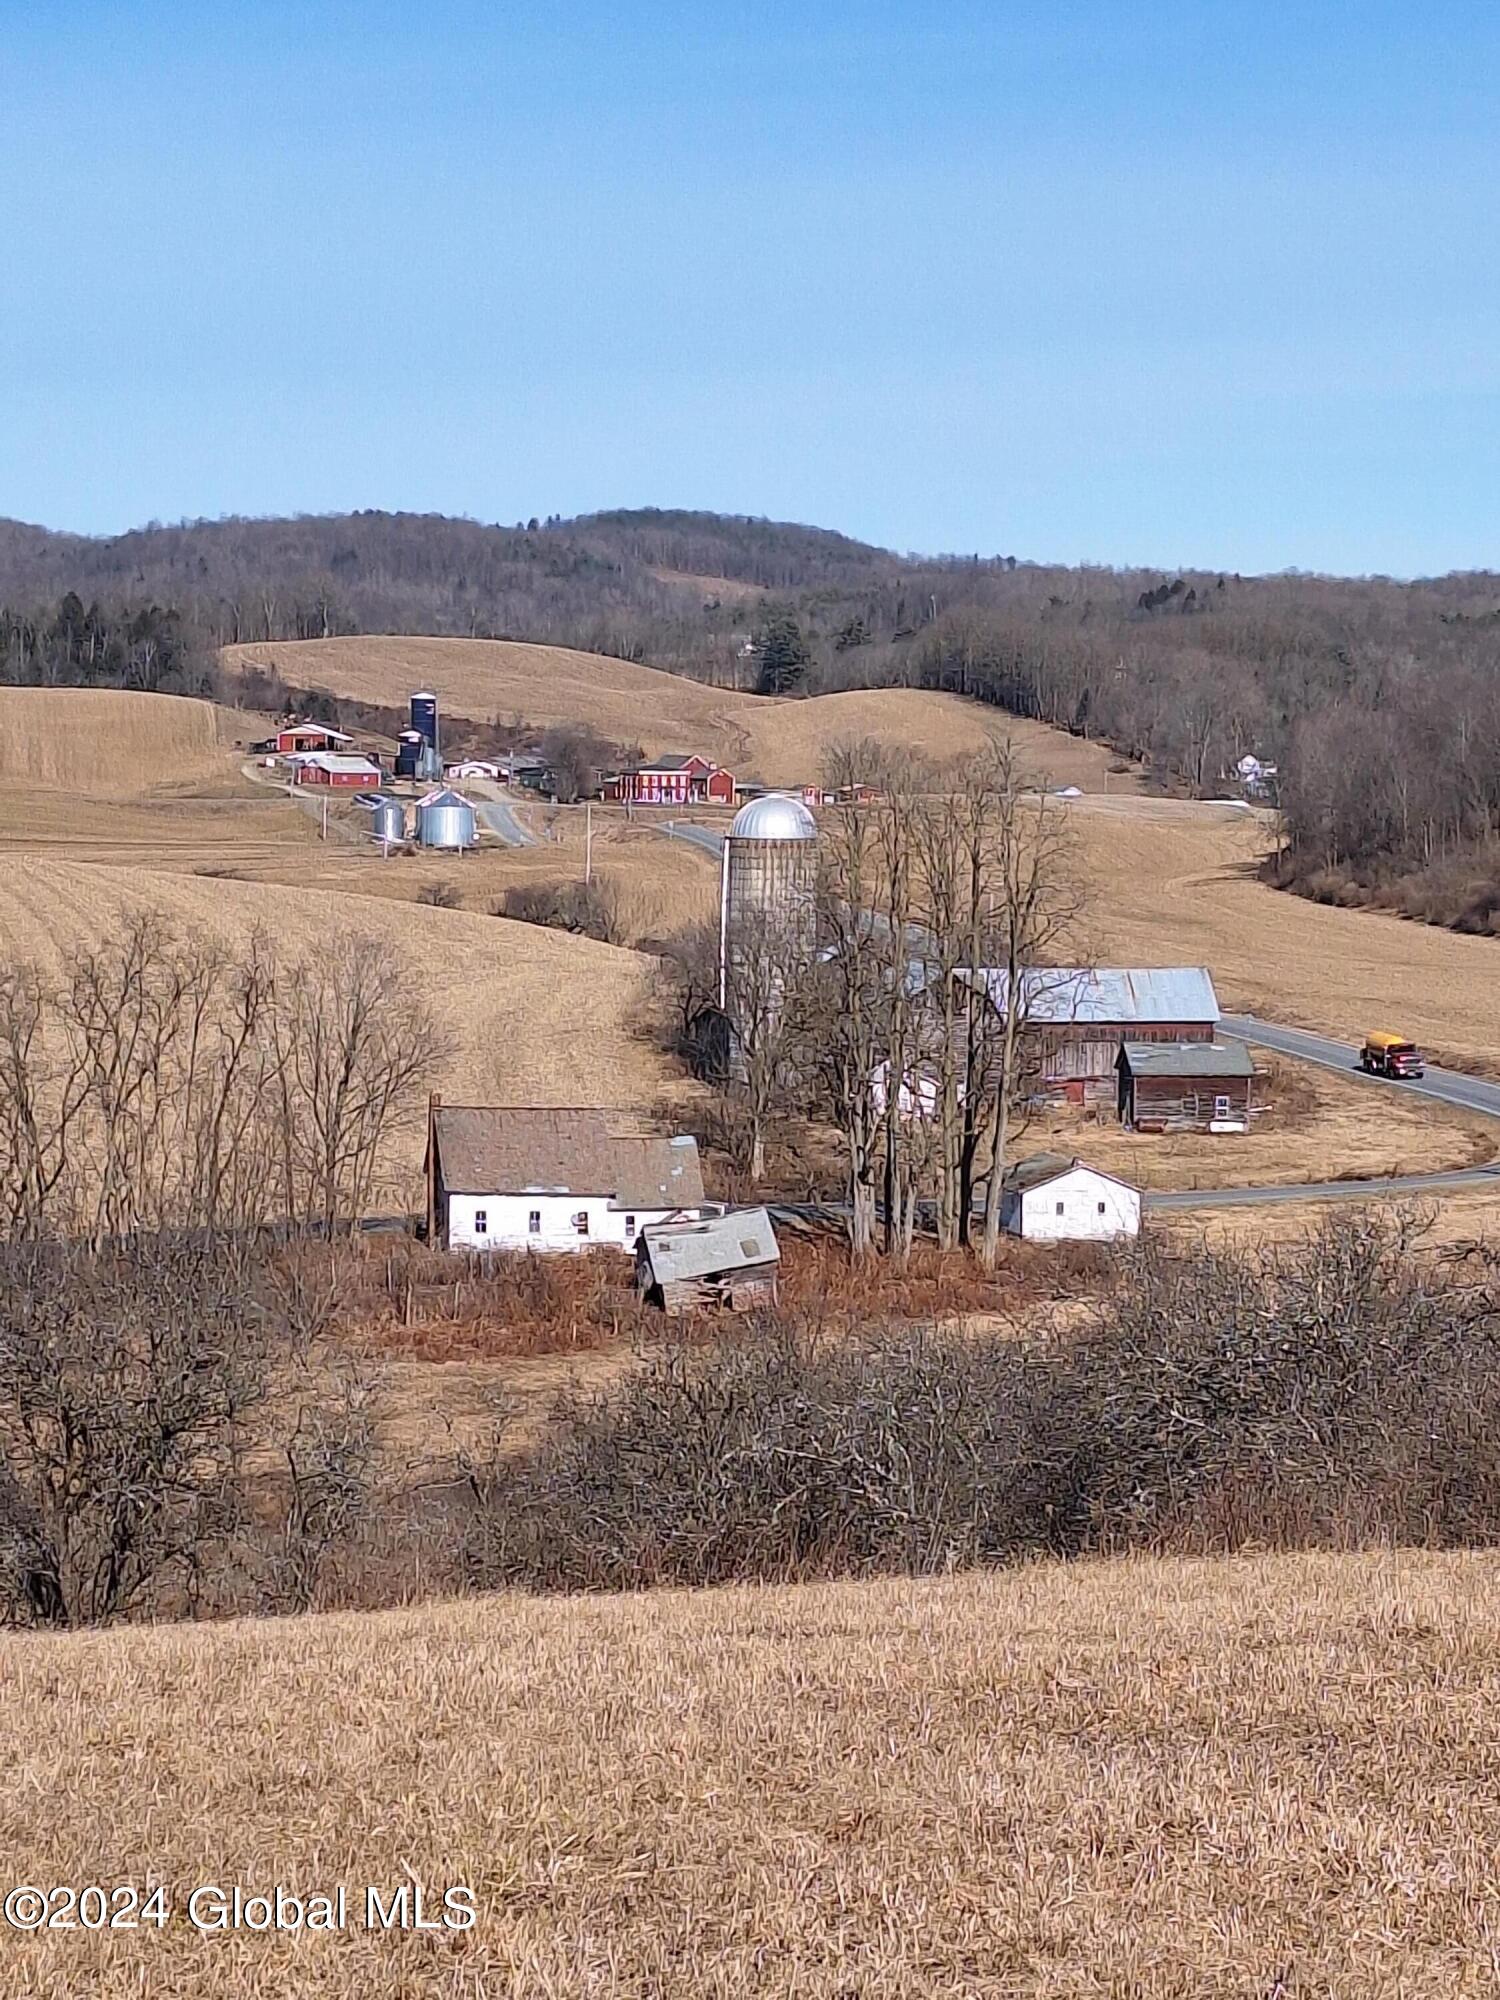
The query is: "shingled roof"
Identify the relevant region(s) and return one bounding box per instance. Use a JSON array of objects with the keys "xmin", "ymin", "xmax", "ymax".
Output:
[{"xmin": 430, "ymin": 1107, "xmax": 705, "ymax": 1211}]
